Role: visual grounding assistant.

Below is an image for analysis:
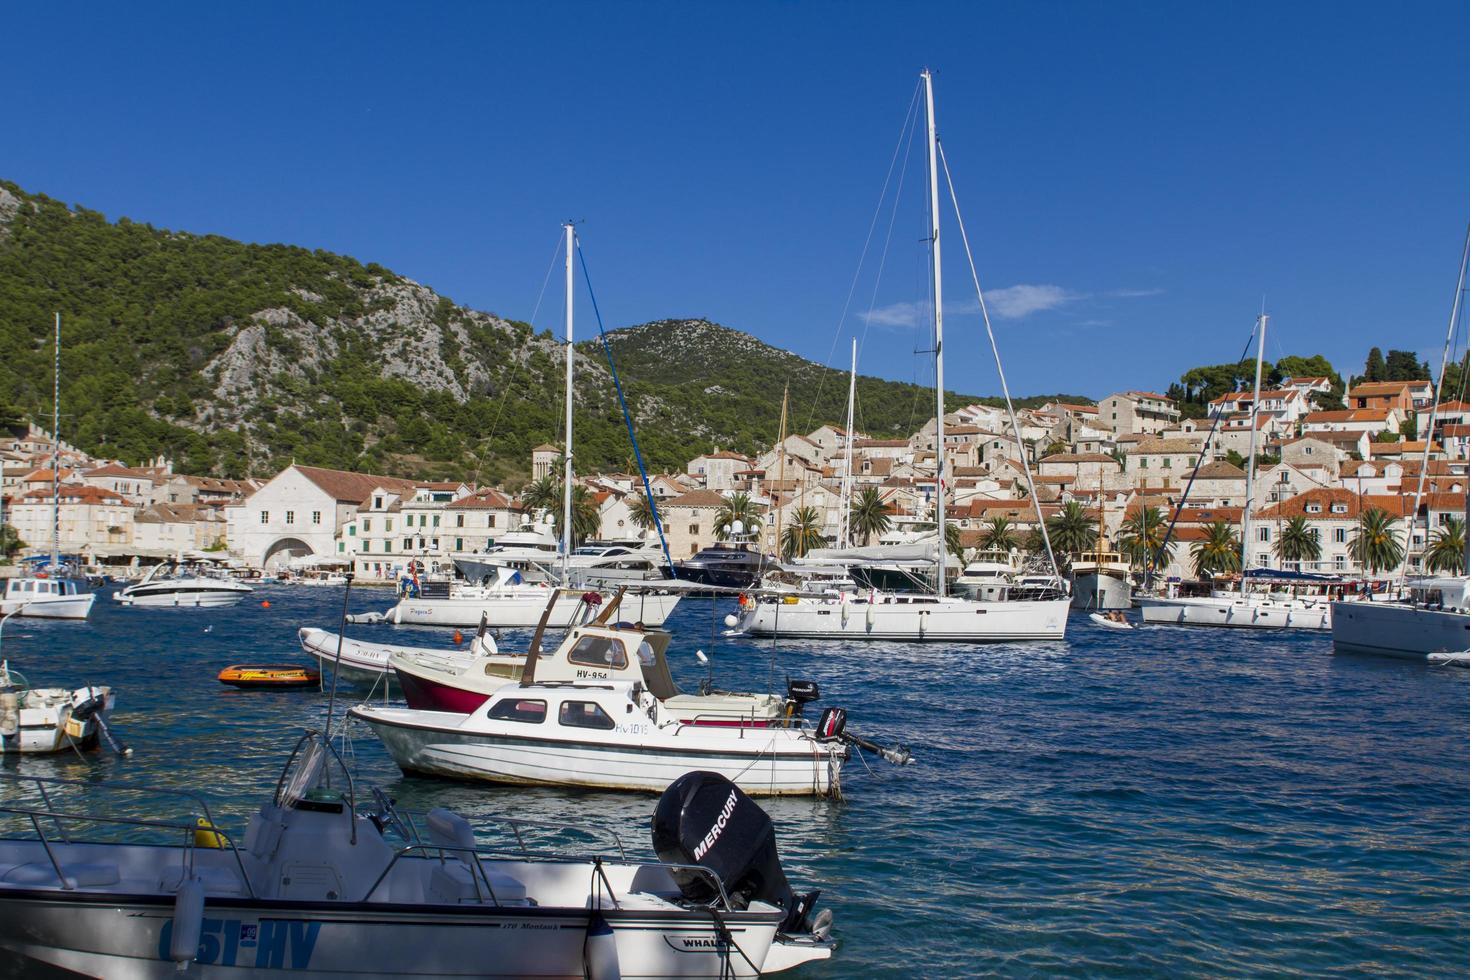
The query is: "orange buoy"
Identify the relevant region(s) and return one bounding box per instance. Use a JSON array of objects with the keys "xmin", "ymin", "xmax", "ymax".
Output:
[
  {"xmin": 452, "ymin": 630, "xmax": 464, "ymax": 644},
  {"xmin": 260, "ymin": 600, "xmax": 271, "ymax": 608}
]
